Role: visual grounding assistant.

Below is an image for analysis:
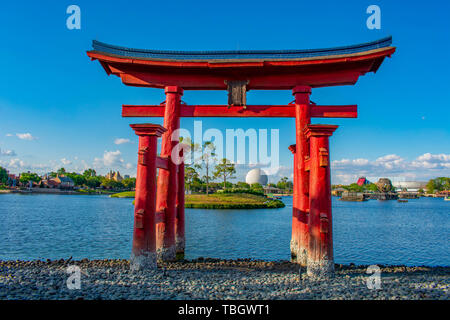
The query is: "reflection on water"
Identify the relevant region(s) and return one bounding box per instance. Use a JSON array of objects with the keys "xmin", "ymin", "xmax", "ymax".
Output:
[{"xmin": 0, "ymin": 194, "xmax": 448, "ymax": 265}]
